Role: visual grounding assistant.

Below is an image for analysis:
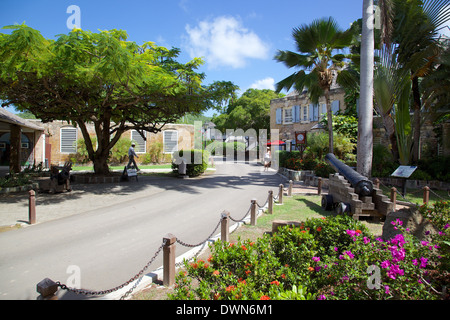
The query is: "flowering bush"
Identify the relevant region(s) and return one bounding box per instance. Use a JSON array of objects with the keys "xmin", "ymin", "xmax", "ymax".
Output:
[{"xmin": 169, "ymin": 214, "xmax": 449, "ymax": 300}]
